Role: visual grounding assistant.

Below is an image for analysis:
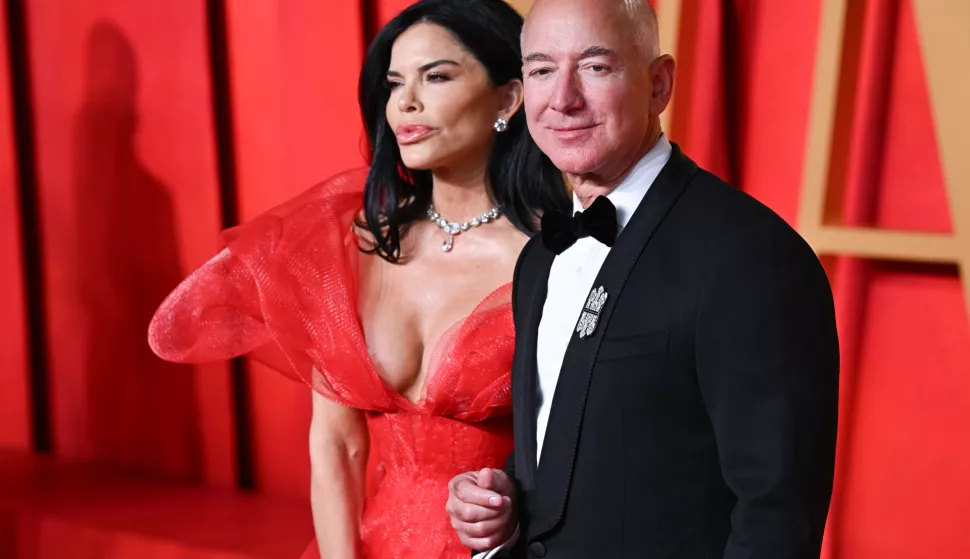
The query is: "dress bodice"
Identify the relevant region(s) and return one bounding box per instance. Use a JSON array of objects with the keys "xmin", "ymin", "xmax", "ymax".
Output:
[{"xmin": 148, "ymin": 169, "xmax": 516, "ymax": 558}]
